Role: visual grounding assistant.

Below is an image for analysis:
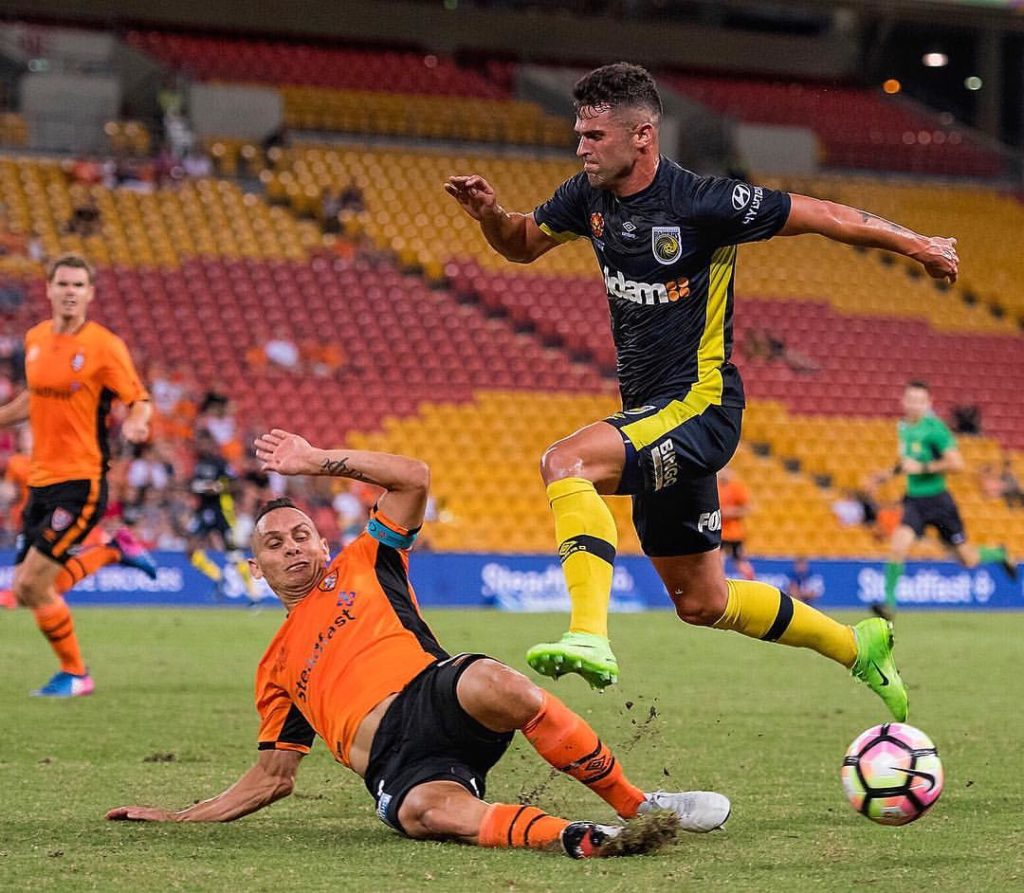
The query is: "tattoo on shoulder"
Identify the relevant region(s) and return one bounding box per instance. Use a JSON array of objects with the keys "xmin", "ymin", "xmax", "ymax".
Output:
[{"xmin": 320, "ymin": 457, "xmax": 368, "ymax": 481}]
